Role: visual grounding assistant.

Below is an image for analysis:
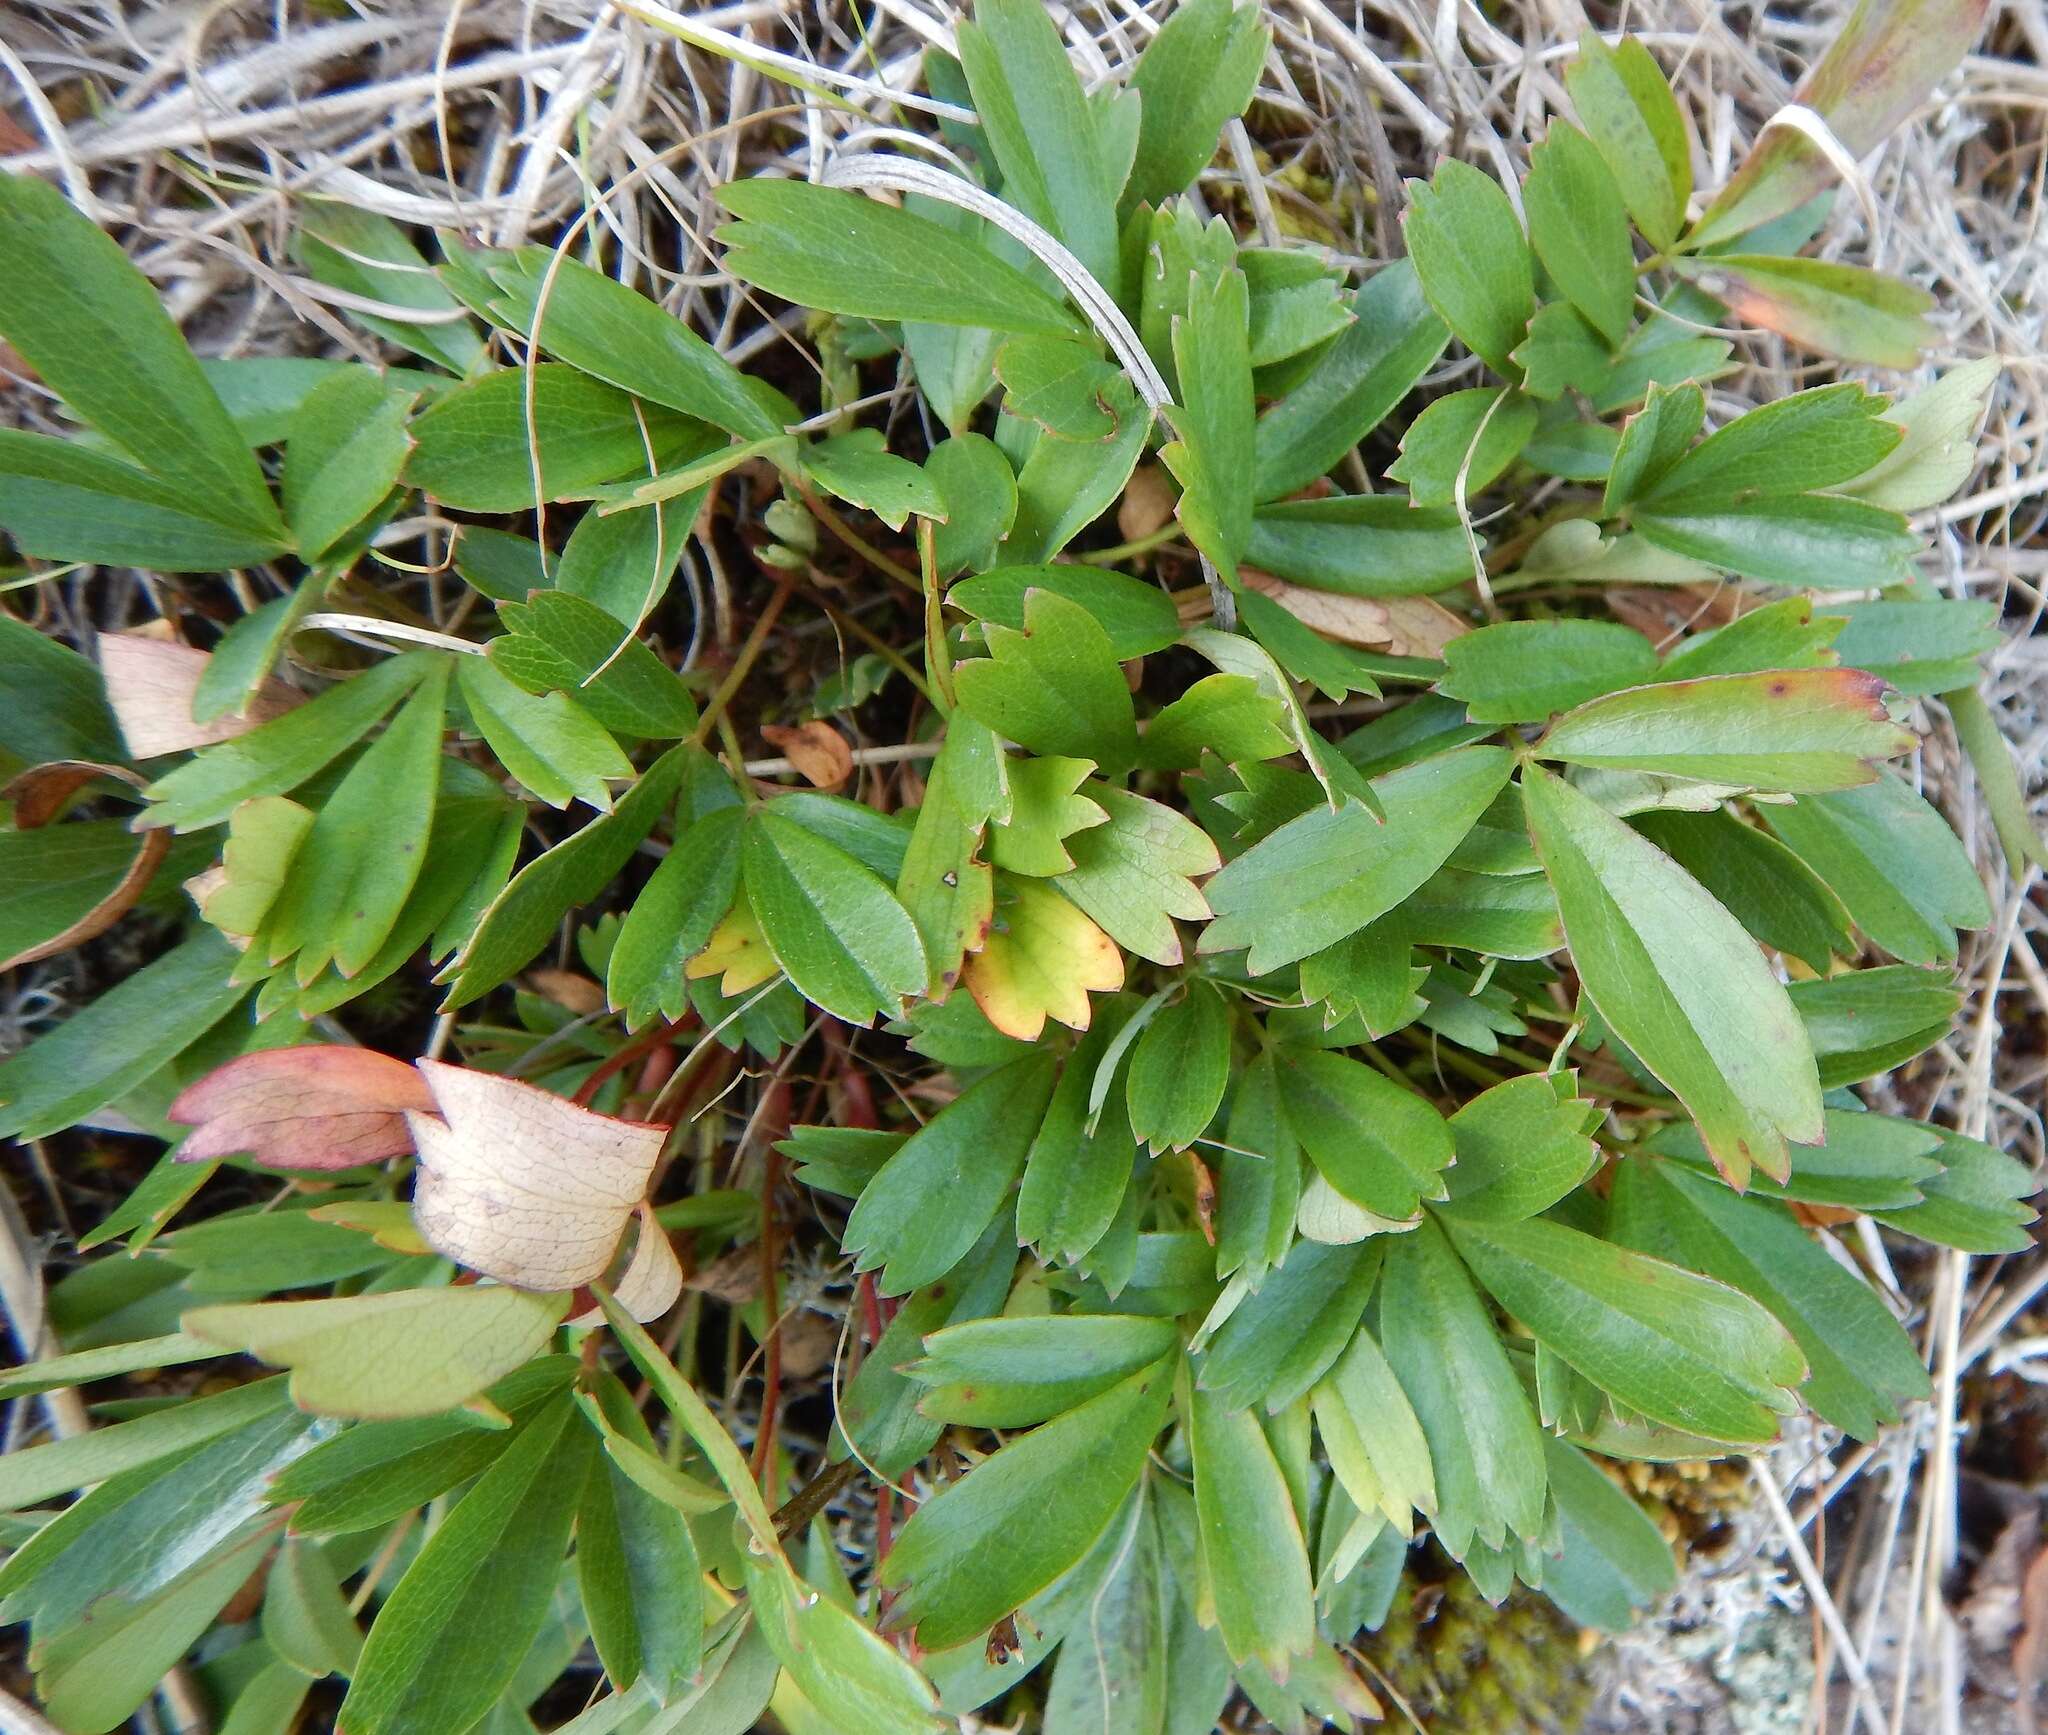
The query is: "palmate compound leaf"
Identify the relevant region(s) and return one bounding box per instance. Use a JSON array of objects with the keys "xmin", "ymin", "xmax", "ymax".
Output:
[
  {"xmin": 742, "ymin": 806, "xmax": 927, "ymax": 1027},
  {"xmin": 1441, "ymin": 1212, "xmax": 1808, "ymax": 1443},
  {"xmin": 1520, "ymin": 763, "xmax": 1823, "ymax": 1188},
  {"xmin": 842, "ymin": 1050, "xmax": 1058, "ymax": 1295},
  {"xmin": 1201, "ymin": 745, "xmax": 1514, "ymax": 973},
  {"xmin": 878, "ymin": 1359, "xmax": 1173, "ymax": 1651},
  {"xmin": 1611, "ymin": 1158, "xmax": 1930, "ymax": 1441},
  {"xmin": 182, "ymin": 1285, "xmax": 570, "ymax": 1420}
]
